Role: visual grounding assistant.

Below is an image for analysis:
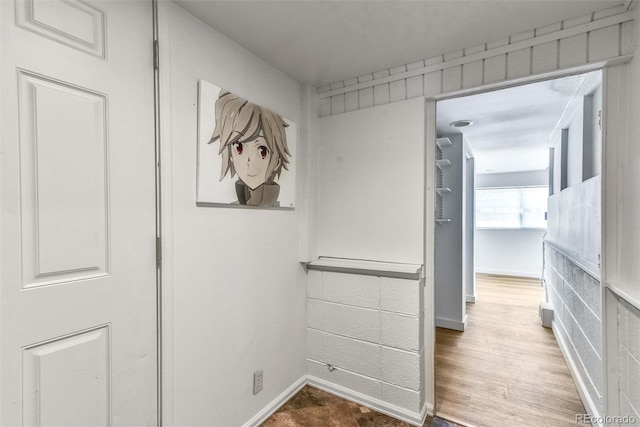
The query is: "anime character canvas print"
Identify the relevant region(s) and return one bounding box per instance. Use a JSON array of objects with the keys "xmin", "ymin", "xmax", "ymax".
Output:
[{"xmin": 196, "ymin": 80, "xmax": 296, "ymax": 208}]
